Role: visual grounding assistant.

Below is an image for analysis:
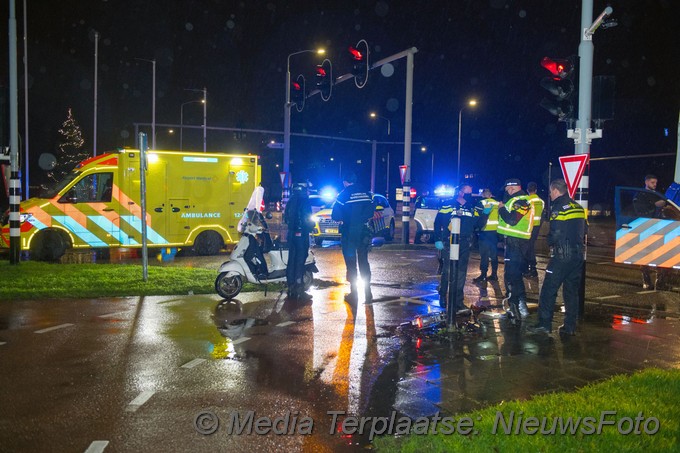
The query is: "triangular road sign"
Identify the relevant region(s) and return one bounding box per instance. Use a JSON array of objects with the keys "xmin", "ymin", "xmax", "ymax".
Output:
[
  {"xmin": 279, "ymin": 172, "xmax": 287, "ymax": 187},
  {"xmin": 559, "ymin": 154, "xmax": 589, "ymax": 198},
  {"xmin": 399, "ymin": 165, "xmax": 408, "ymax": 185}
]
